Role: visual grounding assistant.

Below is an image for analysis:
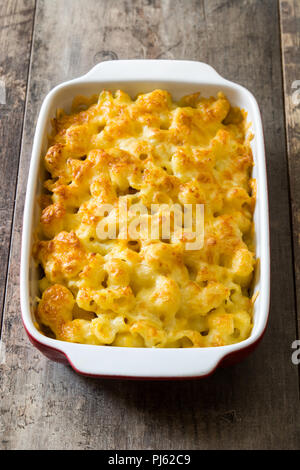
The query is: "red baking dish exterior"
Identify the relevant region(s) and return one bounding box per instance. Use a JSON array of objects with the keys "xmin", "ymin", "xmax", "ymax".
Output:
[{"xmin": 23, "ymin": 320, "xmax": 267, "ymax": 379}]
